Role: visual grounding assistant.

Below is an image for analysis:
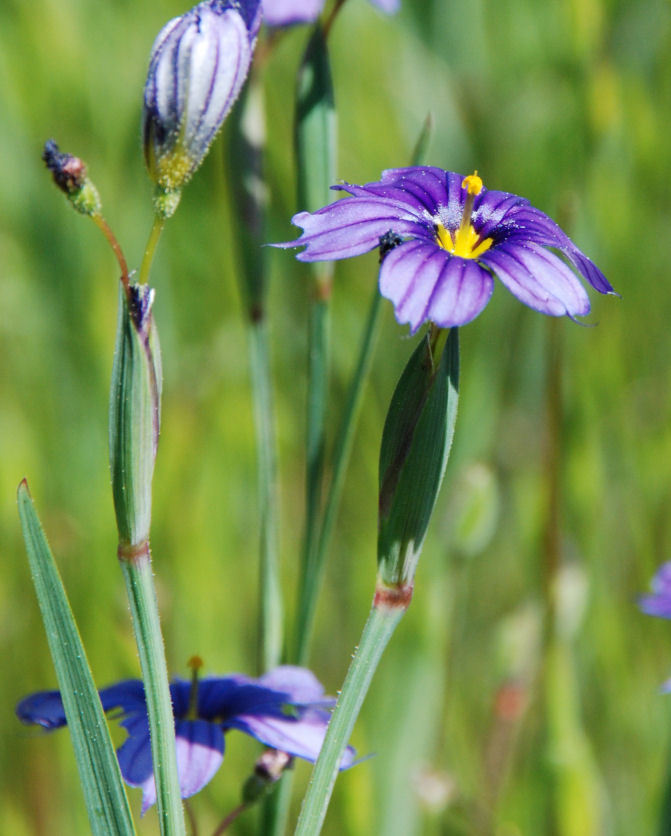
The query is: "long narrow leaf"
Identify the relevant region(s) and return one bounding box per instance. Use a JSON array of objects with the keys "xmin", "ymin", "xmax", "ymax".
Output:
[{"xmin": 17, "ymin": 481, "xmax": 136, "ymax": 836}]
